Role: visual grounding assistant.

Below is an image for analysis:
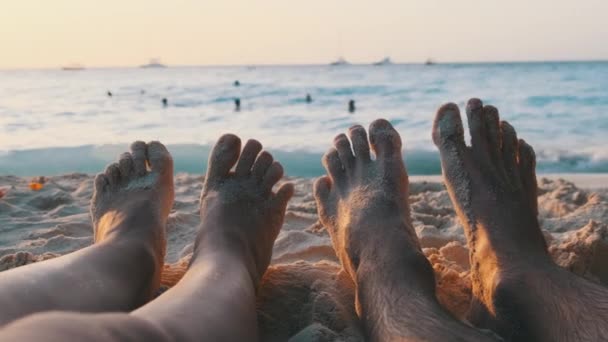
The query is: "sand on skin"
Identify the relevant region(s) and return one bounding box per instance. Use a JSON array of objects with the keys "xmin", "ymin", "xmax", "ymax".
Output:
[{"xmin": 1, "ymin": 174, "xmax": 608, "ymax": 341}]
